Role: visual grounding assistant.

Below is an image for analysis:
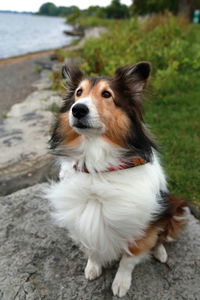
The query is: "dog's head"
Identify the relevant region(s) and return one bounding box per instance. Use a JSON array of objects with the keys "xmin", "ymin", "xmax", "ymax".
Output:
[{"xmin": 50, "ymin": 62, "xmax": 157, "ymax": 161}]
